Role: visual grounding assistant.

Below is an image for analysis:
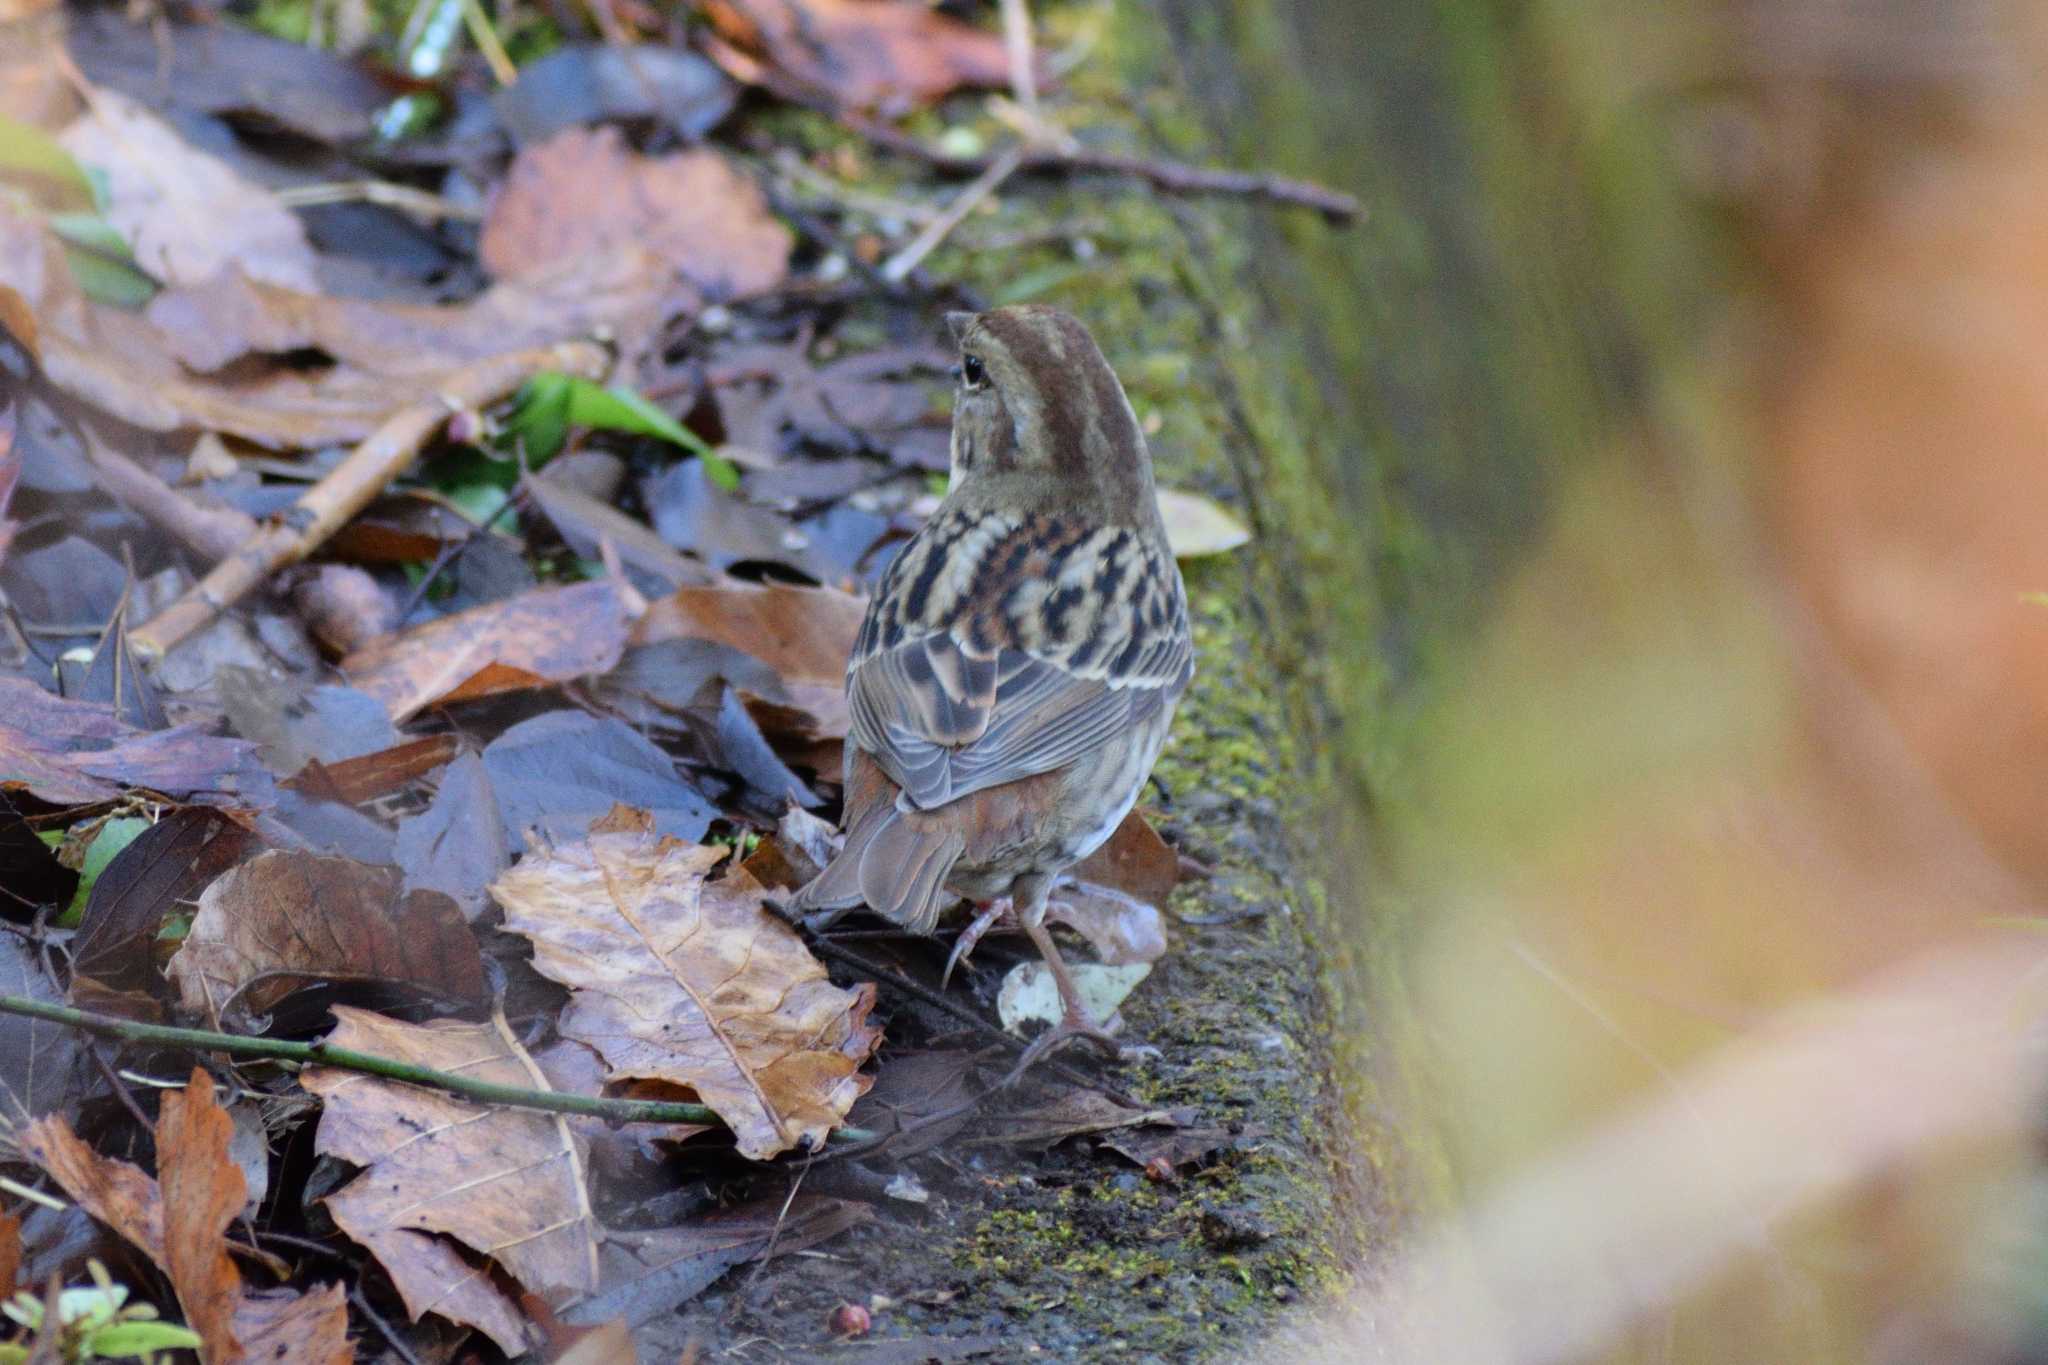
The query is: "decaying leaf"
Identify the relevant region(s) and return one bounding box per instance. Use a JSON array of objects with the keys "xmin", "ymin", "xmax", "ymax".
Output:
[
  {"xmin": 0, "ymin": 206, "xmax": 676, "ymax": 449},
  {"xmin": 393, "ymin": 750, "xmax": 511, "ymax": 919},
  {"xmin": 165, "ymin": 851, "xmax": 485, "ymax": 1016},
  {"xmin": 60, "ymin": 88, "xmax": 319, "ymax": 291},
  {"xmin": 302, "ymin": 1007, "xmax": 601, "ymax": 1354},
  {"xmin": 700, "ymin": 0, "xmax": 1017, "ymax": 114},
  {"xmin": 633, "ymin": 581, "xmax": 866, "ymax": 740},
  {"xmin": 1155, "ymin": 487, "xmax": 1251, "ymax": 558},
  {"xmin": 19, "ymin": 1071, "xmax": 353, "ymax": 1363},
  {"xmin": 0, "ymin": 934, "xmax": 88, "ymax": 1117},
  {"xmin": 1101, "ymin": 1120, "xmax": 1259, "ymax": 1174},
  {"xmin": 70, "ymin": 11, "xmax": 390, "ymax": 146},
  {"xmin": 996, "ymin": 960, "xmax": 1150, "ymax": 1036},
  {"xmin": 1068, "ymin": 809, "xmax": 1179, "ymax": 909},
  {"xmin": 0, "ymin": 676, "xmax": 271, "ymax": 807},
  {"xmin": 480, "ymin": 712, "xmax": 717, "ymax": 843},
  {"xmin": 338, "ymin": 579, "xmax": 631, "ymax": 723},
  {"xmin": 969, "ymin": 1086, "xmax": 1179, "ymax": 1148},
  {"xmin": 1046, "ymin": 884, "xmax": 1168, "ymax": 967},
  {"xmin": 491, "ymin": 831, "xmax": 882, "ymax": 1159},
  {"xmin": 562, "ymin": 1196, "xmax": 871, "ymax": 1328},
  {"xmin": 481, "ymin": 127, "xmax": 790, "ymax": 299},
  {"xmin": 70, "ymin": 806, "xmax": 259, "ymax": 1008}
]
